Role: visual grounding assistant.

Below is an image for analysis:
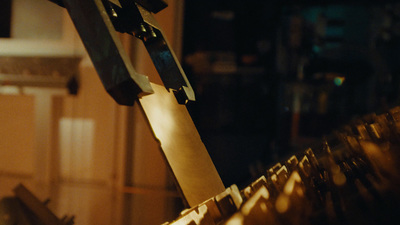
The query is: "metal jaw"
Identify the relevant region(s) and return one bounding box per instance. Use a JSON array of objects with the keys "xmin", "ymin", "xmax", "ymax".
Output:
[{"xmin": 51, "ymin": 0, "xmax": 195, "ymax": 105}]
